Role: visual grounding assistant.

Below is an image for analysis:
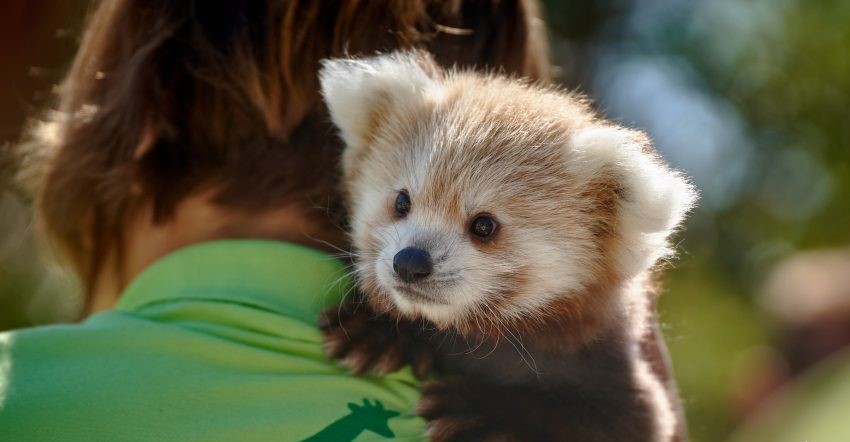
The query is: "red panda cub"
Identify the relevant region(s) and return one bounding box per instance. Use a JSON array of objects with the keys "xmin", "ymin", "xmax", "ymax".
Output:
[{"xmin": 319, "ymin": 51, "xmax": 696, "ymax": 442}]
